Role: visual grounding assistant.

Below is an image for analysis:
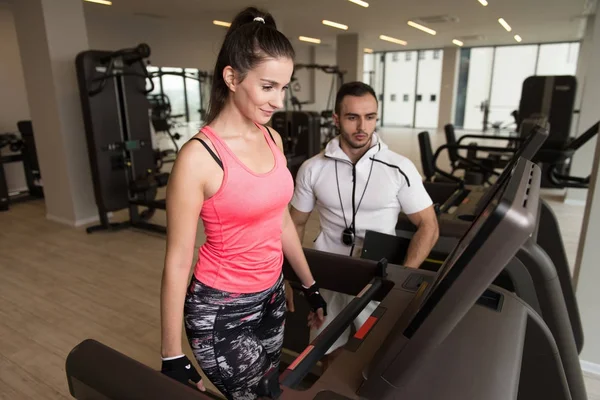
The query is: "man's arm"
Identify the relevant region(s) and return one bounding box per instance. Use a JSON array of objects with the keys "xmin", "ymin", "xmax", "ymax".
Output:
[{"xmin": 403, "ymin": 205, "xmax": 439, "ymax": 268}]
